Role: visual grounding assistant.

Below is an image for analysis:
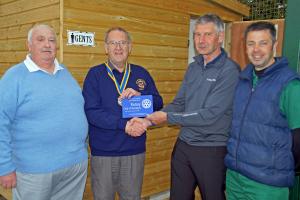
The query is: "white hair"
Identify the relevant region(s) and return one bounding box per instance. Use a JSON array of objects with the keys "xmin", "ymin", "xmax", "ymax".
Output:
[{"xmin": 27, "ymin": 24, "xmax": 56, "ymax": 44}]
